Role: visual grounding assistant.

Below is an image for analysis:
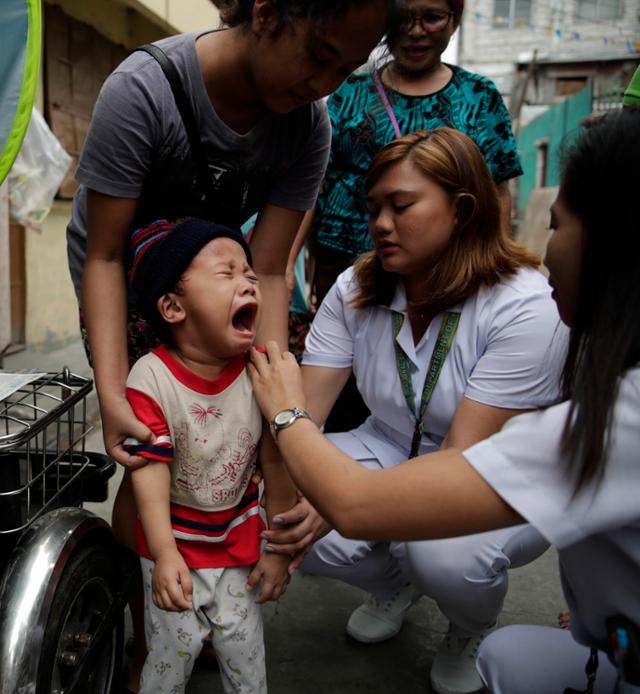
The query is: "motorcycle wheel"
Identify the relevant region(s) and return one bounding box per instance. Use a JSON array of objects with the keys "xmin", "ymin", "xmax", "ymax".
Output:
[{"xmin": 36, "ymin": 542, "xmax": 124, "ymax": 694}]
